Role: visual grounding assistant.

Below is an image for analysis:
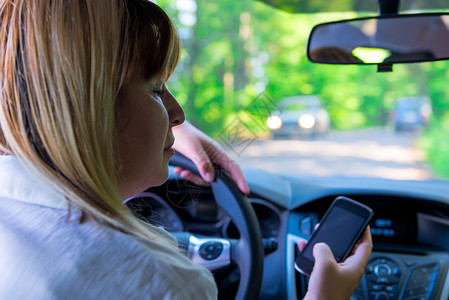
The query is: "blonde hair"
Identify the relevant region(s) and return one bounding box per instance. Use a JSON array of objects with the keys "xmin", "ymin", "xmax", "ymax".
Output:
[{"xmin": 0, "ymin": 0, "xmax": 180, "ymax": 247}]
